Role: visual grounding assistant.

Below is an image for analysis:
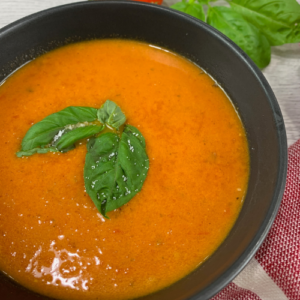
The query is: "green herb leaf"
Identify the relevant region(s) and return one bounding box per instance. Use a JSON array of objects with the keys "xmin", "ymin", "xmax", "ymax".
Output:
[
  {"xmin": 171, "ymin": 0, "xmax": 205, "ymax": 21},
  {"xmin": 16, "ymin": 146, "xmax": 58, "ymax": 157},
  {"xmin": 55, "ymin": 125, "xmax": 104, "ymax": 151},
  {"xmin": 84, "ymin": 125, "xmax": 149, "ymax": 218},
  {"xmin": 207, "ymin": 6, "xmax": 271, "ymax": 68},
  {"xmin": 196, "ymin": 0, "xmax": 219, "ymax": 4},
  {"xmin": 228, "ymin": 0, "xmax": 300, "ymax": 46},
  {"xmin": 21, "ymin": 106, "xmax": 98, "ymax": 151},
  {"xmin": 97, "ymin": 100, "xmax": 126, "ymax": 130},
  {"xmin": 17, "ymin": 100, "xmax": 149, "ymax": 217}
]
